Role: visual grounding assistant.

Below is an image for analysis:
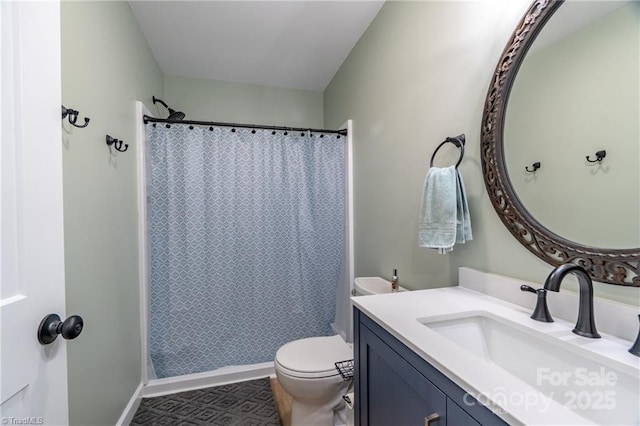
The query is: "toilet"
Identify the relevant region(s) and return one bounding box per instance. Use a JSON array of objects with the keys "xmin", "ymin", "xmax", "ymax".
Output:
[
  {"xmin": 275, "ymin": 335, "xmax": 352, "ymax": 425},
  {"xmin": 274, "ymin": 277, "xmax": 408, "ymax": 425}
]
